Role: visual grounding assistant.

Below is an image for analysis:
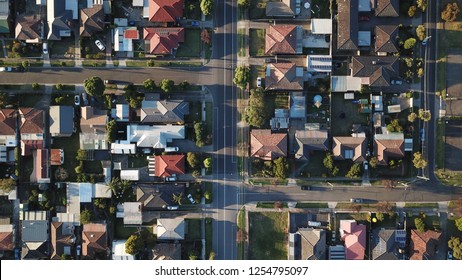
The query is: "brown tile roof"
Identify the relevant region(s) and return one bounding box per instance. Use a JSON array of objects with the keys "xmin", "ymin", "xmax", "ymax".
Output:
[
  {"xmin": 265, "ymin": 63, "xmax": 303, "ymax": 91},
  {"xmin": 50, "ymin": 222, "xmax": 74, "ymax": 260},
  {"xmin": 337, "ymin": 0, "xmax": 358, "ymax": 51},
  {"xmin": 152, "ymin": 243, "xmax": 181, "ymax": 260},
  {"xmin": 375, "ymin": 25, "xmax": 398, "ymax": 53},
  {"xmin": 295, "ymin": 130, "xmax": 329, "ymax": 160},
  {"xmin": 0, "ymin": 109, "xmax": 16, "ymax": 136},
  {"xmin": 80, "ymin": 5, "xmax": 105, "ymax": 37},
  {"xmin": 80, "ymin": 107, "xmax": 107, "ymax": 134},
  {"xmin": 250, "ymin": 129, "xmax": 287, "ymax": 160},
  {"xmin": 155, "ymin": 154, "xmax": 185, "ymax": 177},
  {"xmin": 50, "ymin": 149, "xmax": 64, "ymax": 166},
  {"xmin": 143, "ymin": 27, "xmax": 184, "ymax": 54},
  {"xmin": 376, "ymin": 0, "xmax": 399, "ymax": 17},
  {"xmin": 374, "ymin": 138, "xmax": 404, "ymax": 164},
  {"xmin": 82, "ymin": 223, "xmax": 107, "ymax": 258},
  {"xmin": 19, "ymin": 108, "xmax": 43, "ymax": 134},
  {"xmin": 265, "ymin": 25, "xmax": 298, "ymax": 55},
  {"xmin": 0, "ymin": 231, "xmax": 14, "ymax": 251},
  {"xmin": 35, "ymin": 149, "xmax": 48, "ymax": 181},
  {"xmin": 351, "ymin": 56, "xmax": 399, "ymax": 87},
  {"xmin": 21, "ymin": 140, "xmax": 43, "ymax": 156},
  {"xmin": 409, "ymin": 229, "xmax": 442, "ymax": 260},
  {"xmin": 136, "ymin": 183, "xmax": 186, "ymax": 210},
  {"xmin": 332, "ymin": 136, "xmax": 367, "ymax": 162},
  {"xmin": 149, "ymin": 0, "xmax": 184, "ymax": 22},
  {"xmin": 15, "ymin": 15, "xmax": 42, "ymax": 41}
]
